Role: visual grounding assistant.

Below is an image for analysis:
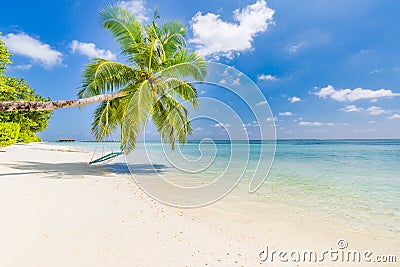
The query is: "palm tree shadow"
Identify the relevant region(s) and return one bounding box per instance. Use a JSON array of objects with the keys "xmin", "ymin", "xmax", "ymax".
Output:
[
  {"xmin": 1, "ymin": 161, "xmax": 110, "ymax": 179},
  {"xmin": 107, "ymin": 163, "xmax": 168, "ymax": 175},
  {"xmin": 1, "ymin": 161, "xmax": 168, "ymax": 179}
]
